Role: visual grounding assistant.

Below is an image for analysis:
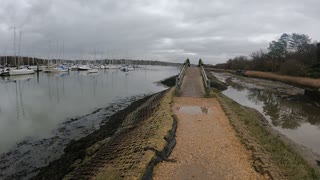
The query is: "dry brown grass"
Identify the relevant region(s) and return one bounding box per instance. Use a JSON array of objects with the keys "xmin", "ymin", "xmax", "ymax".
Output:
[{"xmin": 245, "ymin": 71, "xmax": 320, "ymax": 88}]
